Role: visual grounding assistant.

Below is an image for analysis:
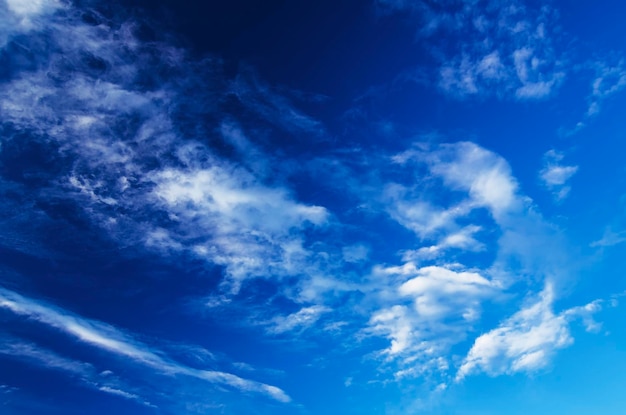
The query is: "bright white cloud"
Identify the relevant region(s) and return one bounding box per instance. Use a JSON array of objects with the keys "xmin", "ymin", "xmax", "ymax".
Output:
[
  {"xmin": 363, "ymin": 140, "xmax": 592, "ymax": 386},
  {"xmin": 457, "ymin": 284, "xmax": 601, "ymax": 380},
  {"xmin": 395, "ymin": 141, "xmax": 520, "ymax": 220},
  {"xmin": 0, "ymin": 0, "xmax": 608, "ymax": 399},
  {"xmin": 366, "ymin": 262, "xmax": 501, "ymax": 382}
]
